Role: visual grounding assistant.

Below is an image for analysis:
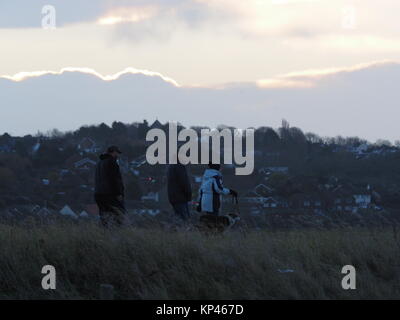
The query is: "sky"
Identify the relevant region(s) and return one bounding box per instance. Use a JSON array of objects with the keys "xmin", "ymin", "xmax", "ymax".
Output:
[{"xmin": 0, "ymin": 0, "xmax": 400, "ymax": 141}]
